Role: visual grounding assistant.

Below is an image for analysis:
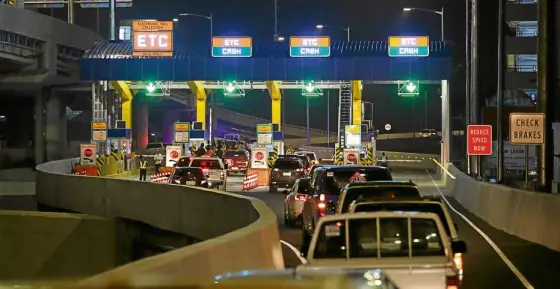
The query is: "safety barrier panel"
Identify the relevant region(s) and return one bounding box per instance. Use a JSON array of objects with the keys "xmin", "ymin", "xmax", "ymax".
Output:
[
  {"xmin": 446, "ymin": 163, "xmax": 560, "ymax": 252},
  {"xmin": 243, "ymin": 173, "xmax": 259, "ymax": 191},
  {"xmin": 35, "ymin": 159, "xmax": 284, "ymax": 282},
  {"xmin": 150, "ymin": 173, "xmax": 169, "ymax": 183}
]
